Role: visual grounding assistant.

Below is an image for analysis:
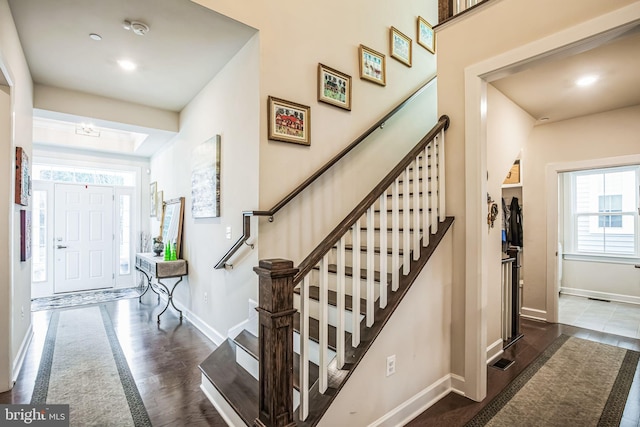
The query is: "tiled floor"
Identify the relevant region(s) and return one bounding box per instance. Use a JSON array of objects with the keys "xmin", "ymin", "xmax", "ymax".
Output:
[{"xmin": 559, "ymin": 294, "xmax": 640, "ymax": 339}]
